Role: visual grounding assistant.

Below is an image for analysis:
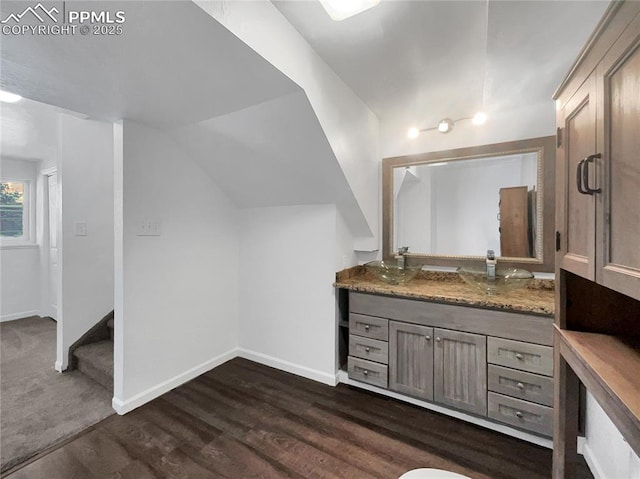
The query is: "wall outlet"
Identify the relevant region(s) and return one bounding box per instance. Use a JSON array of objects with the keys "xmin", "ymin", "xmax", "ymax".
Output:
[
  {"xmin": 137, "ymin": 219, "xmax": 162, "ymax": 236},
  {"xmin": 74, "ymin": 221, "xmax": 88, "ymax": 236}
]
